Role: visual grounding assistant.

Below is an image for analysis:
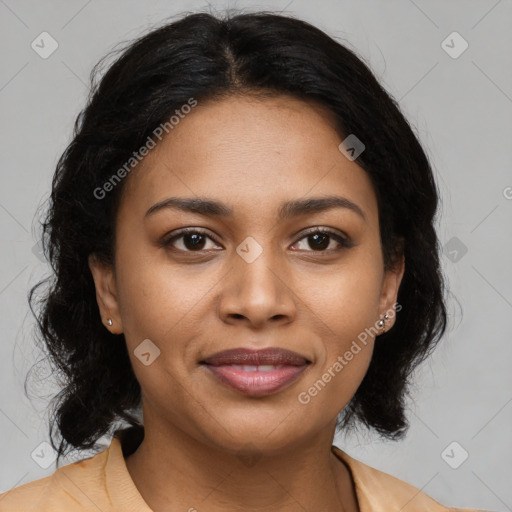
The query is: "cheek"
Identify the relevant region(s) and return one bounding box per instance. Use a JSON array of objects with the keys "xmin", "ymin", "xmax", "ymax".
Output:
[
  {"xmin": 114, "ymin": 248, "xmax": 221, "ymax": 364},
  {"xmin": 113, "ymin": 259, "xmax": 202, "ymax": 406},
  {"xmin": 294, "ymin": 256, "xmax": 382, "ymax": 411},
  {"xmin": 300, "ymin": 253, "xmax": 383, "ymax": 338},
  {"xmin": 114, "ymin": 249, "xmax": 185, "ymax": 344}
]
